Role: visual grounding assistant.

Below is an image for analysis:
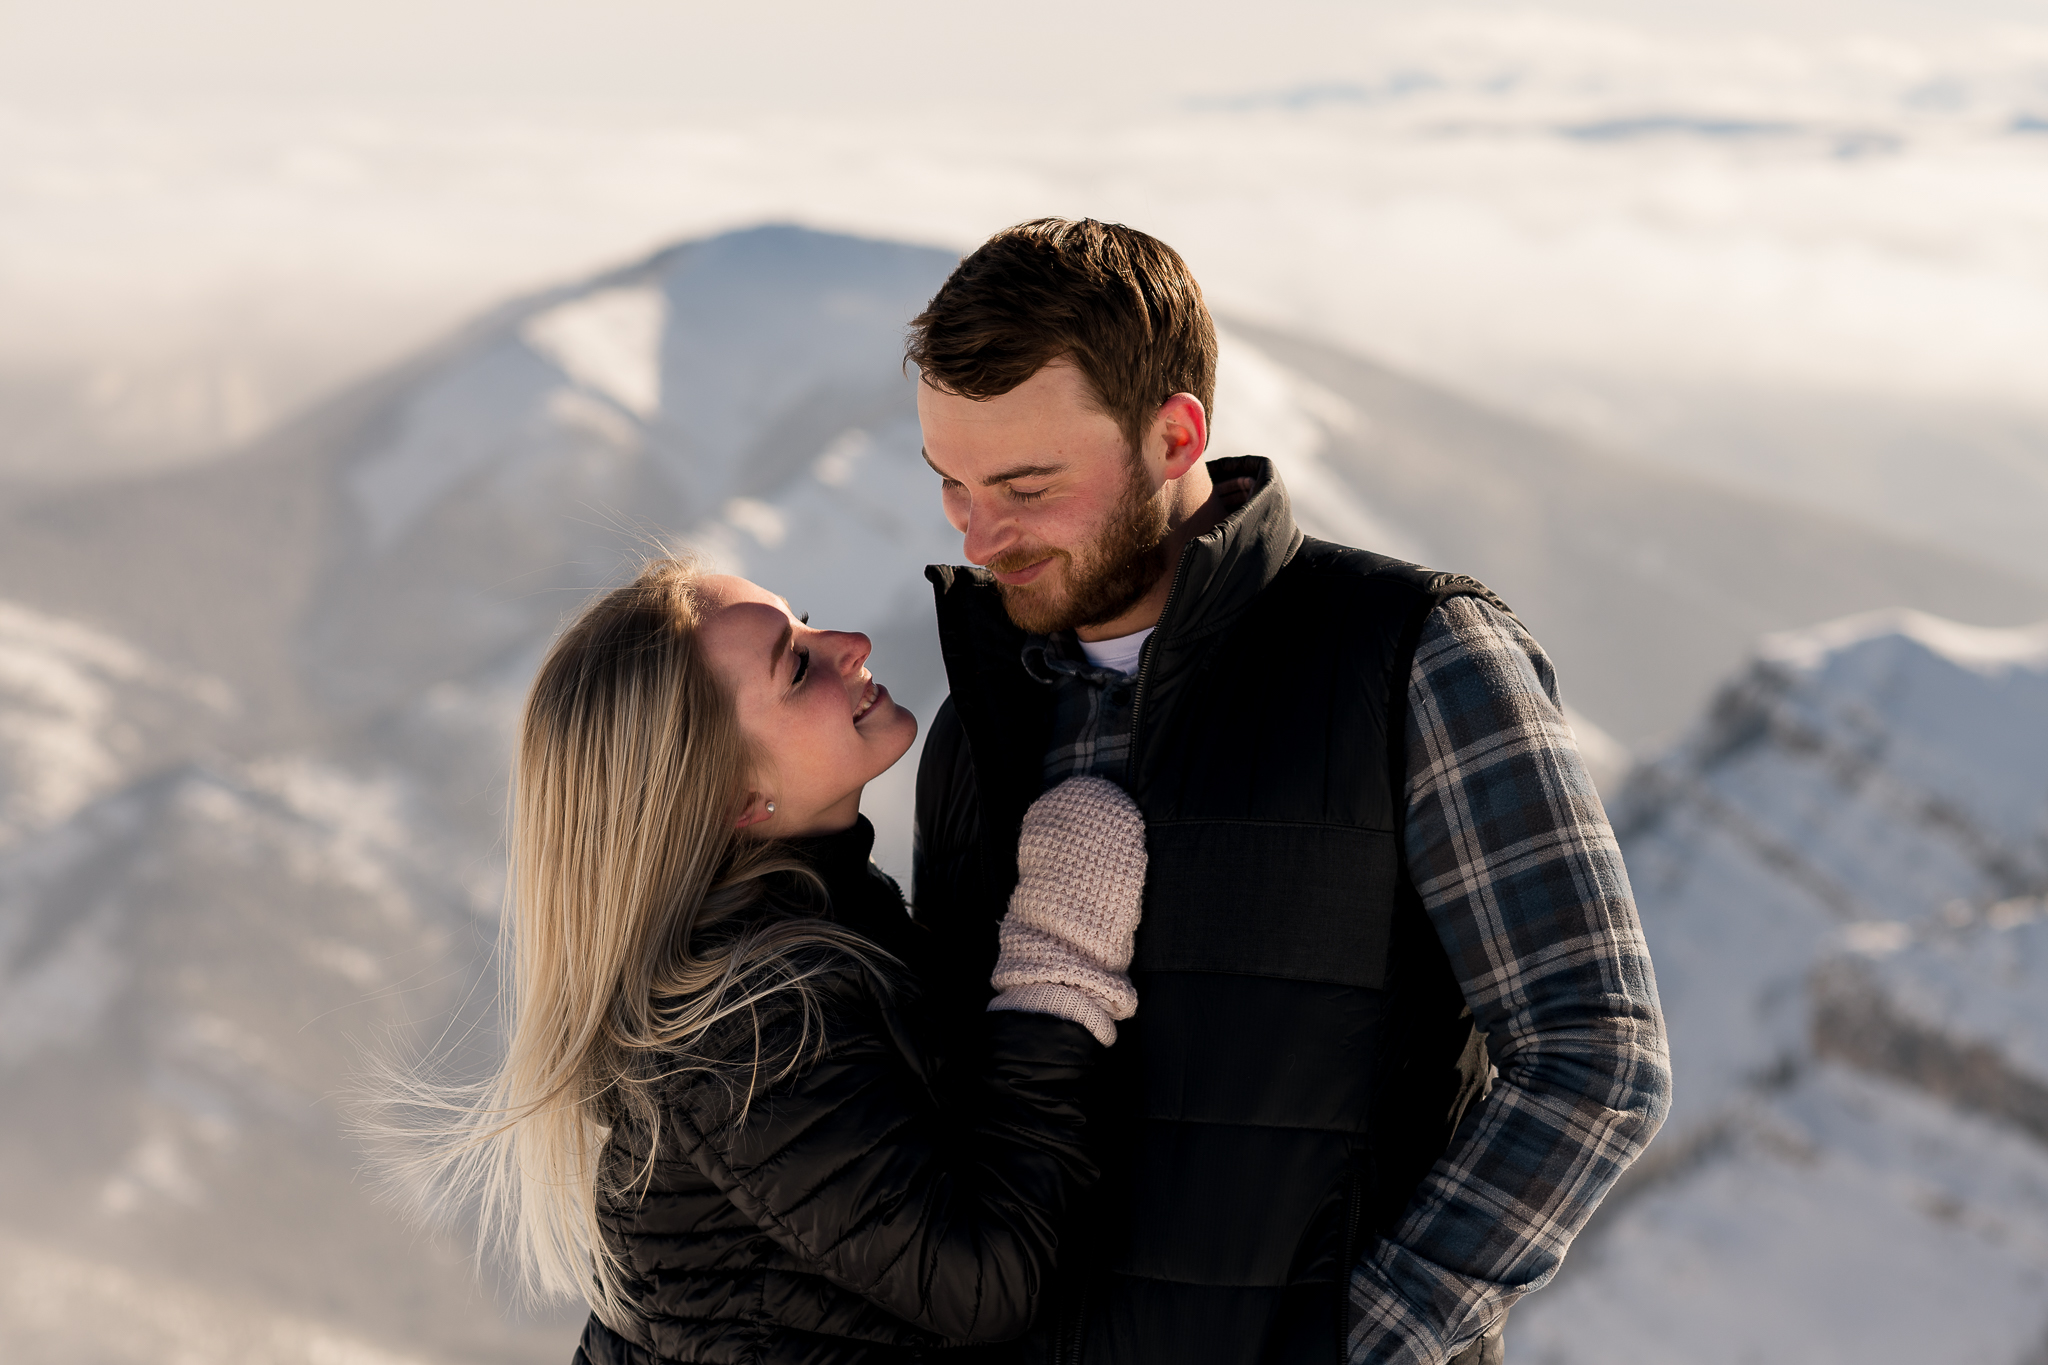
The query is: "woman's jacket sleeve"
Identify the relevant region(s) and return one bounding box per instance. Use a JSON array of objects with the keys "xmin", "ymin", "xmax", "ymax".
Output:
[{"xmin": 666, "ymin": 977, "xmax": 1101, "ymax": 1344}]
